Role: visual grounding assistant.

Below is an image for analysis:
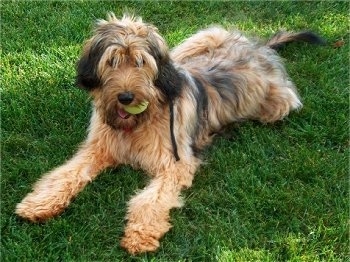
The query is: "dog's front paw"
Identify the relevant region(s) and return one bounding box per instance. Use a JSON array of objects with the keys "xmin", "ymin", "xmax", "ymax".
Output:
[
  {"xmin": 120, "ymin": 228, "xmax": 160, "ymax": 255},
  {"xmin": 15, "ymin": 193, "xmax": 68, "ymax": 222}
]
